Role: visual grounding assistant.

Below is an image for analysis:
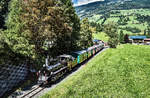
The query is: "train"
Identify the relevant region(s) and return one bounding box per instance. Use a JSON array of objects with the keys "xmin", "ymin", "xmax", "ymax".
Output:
[{"xmin": 37, "ymin": 40, "xmax": 105, "ymax": 85}]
